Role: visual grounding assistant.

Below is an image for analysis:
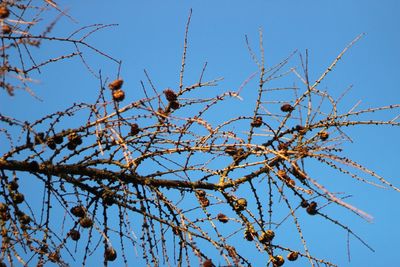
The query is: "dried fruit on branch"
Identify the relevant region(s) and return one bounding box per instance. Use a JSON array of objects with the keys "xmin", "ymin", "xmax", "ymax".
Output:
[
  {"xmin": 79, "ymin": 217, "xmax": 93, "ymax": 228},
  {"xmin": 287, "ymin": 251, "xmax": 299, "ymax": 261},
  {"xmin": 306, "ymin": 201, "xmax": 318, "ymax": 215},
  {"xmin": 0, "ymin": 5, "xmax": 10, "ymax": 19},
  {"xmin": 18, "ymin": 214, "xmax": 31, "ymax": 225},
  {"xmin": 244, "ymin": 228, "xmax": 256, "ymax": 241},
  {"xmin": 104, "ymin": 247, "xmax": 117, "ymax": 261},
  {"xmin": 258, "ymin": 230, "xmax": 275, "ymax": 243},
  {"xmin": 170, "ymin": 100, "xmax": 180, "ymax": 110},
  {"xmin": 70, "ymin": 205, "xmax": 86, "ymax": 218},
  {"xmin": 164, "ymin": 88, "xmax": 178, "ymax": 102},
  {"xmin": 53, "ymin": 134, "xmax": 64, "ymax": 144},
  {"xmin": 68, "ymin": 229, "xmax": 80, "ymax": 241},
  {"xmin": 112, "ymin": 89, "xmax": 125, "ymax": 102},
  {"xmin": 224, "ymin": 145, "xmax": 237, "ymax": 156},
  {"xmin": 272, "ymin": 255, "xmax": 285, "ymax": 266},
  {"xmin": 203, "ymin": 259, "xmax": 213, "ymax": 267},
  {"xmin": 295, "ymin": 125, "xmax": 306, "ymax": 134},
  {"xmin": 280, "ymin": 103, "xmax": 294, "ymax": 112},
  {"xmin": 217, "ymin": 213, "xmax": 229, "ymax": 223},
  {"xmin": 108, "ymin": 79, "xmax": 123, "ymax": 90},
  {"xmin": 12, "ymin": 193, "xmax": 25, "ymax": 204},
  {"xmin": 2, "ymin": 25, "xmax": 11, "ymax": 34},
  {"xmin": 47, "ymin": 139, "xmax": 56, "ymax": 150},
  {"xmin": 130, "ymin": 123, "xmax": 140, "ymax": 136},
  {"xmin": 300, "ymin": 200, "xmax": 309, "ymax": 208},
  {"xmin": 0, "ymin": 203, "xmax": 7, "ymax": 212},
  {"xmin": 250, "ymin": 116, "xmax": 263, "ymax": 127},
  {"xmin": 318, "ymin": 131, "xmax": 329, "ymax": 141},
  {"xmin": 7, "ymin": 180, "xmax": 19, "ymax": 191},
  {"xmin": 234, "ymin": 198, "xmax": 247, "ymax": 211}
]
